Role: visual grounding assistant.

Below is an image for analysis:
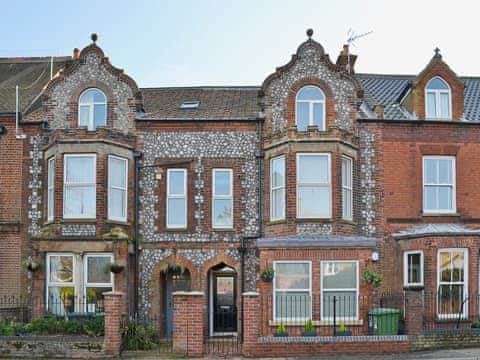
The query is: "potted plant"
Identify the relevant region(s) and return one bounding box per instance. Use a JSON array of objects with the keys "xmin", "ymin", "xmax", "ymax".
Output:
[
  {"xmin": 274, "ymin": 321, "xmax": 288, "ymax": 337},
  {"xmin": 363, "ymin": 269, "xmax": 383, "ymax": 289},
  {"xmin": 336, "ymin": 323, "xmax": 352, "ymax": 336},
  {"xmin": 261, "ymin": 268, "xmax": 275, "ymax": 282},
  {"xmin": 302, "ymin": 319, "xmax": 316, "ymax": 336},
  {"xmin": 105, "ymin": 261, "xmax": 124, "ymax": 274}
]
